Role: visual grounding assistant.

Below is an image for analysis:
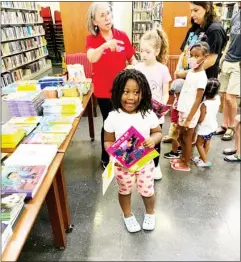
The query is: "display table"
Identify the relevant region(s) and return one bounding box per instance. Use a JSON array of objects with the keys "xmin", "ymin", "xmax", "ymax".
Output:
[
  {"xmin": 1, "ymin": 87, "xmax": 96, "ymax": 261},
  {"xmin": 2, "ymin": 153, "xmax": 67, "ymax": 261}
]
